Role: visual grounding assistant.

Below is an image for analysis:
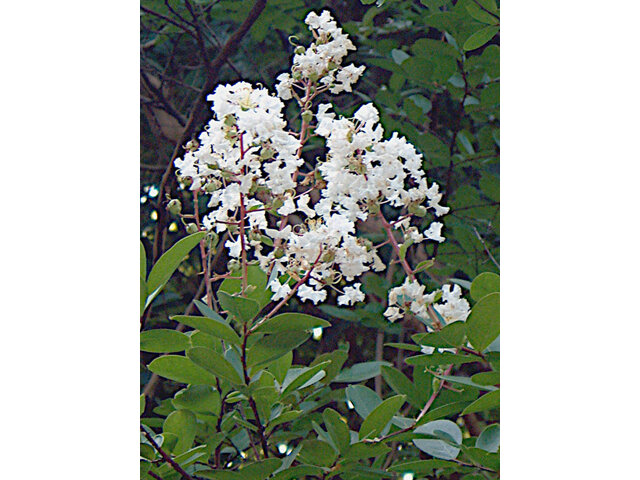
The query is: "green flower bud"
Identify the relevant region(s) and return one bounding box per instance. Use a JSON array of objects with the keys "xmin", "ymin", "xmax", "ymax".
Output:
[
  {"xmin": 223, "ymin": 114, "xmax": 236, "ymax": 127},
  {"xmin": 167, "ymin": 199, "xmax": 182, "ymax": 216},
  {"xmin": 368, "ymin": 200, "xmax": 380, "ymax": 215},
  {"xmin": 408, "ymin": 204, "xmax": 427, "ymax": 217},
  {"xmin": 186, "ymin": 223, "xmax": 199, "ymax": 234},
  {"xmin": 228, "ymin": 259, "xmax": 240, "ymax": 272},
  {"xmin": 301, "ymin": 110, "xmax": 314, "ymax": 124},
  {"xmin": 274, "ymin": 247, "xmax": 285, "ymax": 259},
  {"xmin": 204, "ymin": 182, "xmax": 217, "ymax": 193},
  {"xmin": 294, "ymin": 45, "xmax": 306, "ymax": 55},
  {"xmin": 182, "ymin": 176, "xmax": 193, "ymax": 188}
]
